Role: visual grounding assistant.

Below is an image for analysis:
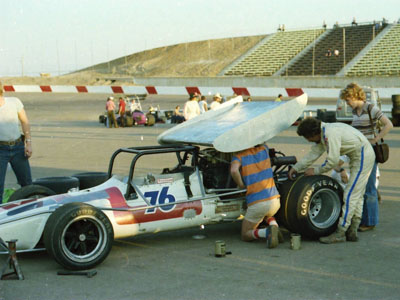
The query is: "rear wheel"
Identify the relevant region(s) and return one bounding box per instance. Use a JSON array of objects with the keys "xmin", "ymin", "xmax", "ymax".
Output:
[
  {"xmin": 72, "ymin": 172, "xmax": 108, "ymax": 190},
  {"xmin": 43, "ymin": 203, "xmax": 114, "ymax": 270},
  {"xmin": 276, "ymin": 175, "xmax": 343, "ymax": 238},
  {"xmin": 33, "ymin": 176, "xmax": 79, "ymax": 194},
  {"xmin": 8, "ymin": 184, "xmax": 56, "ymax": 202}
]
